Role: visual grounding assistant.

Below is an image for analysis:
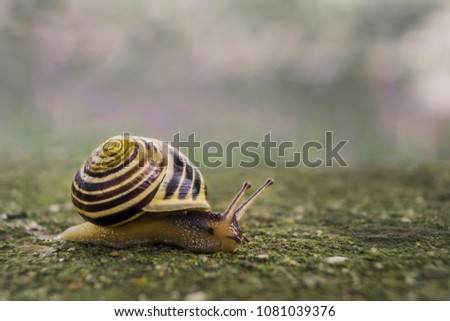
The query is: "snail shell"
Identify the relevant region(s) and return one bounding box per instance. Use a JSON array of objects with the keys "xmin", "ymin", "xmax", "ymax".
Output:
[{"xmin": 71, "ymin": 135, "xmax": 209, "ymax": 227}]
